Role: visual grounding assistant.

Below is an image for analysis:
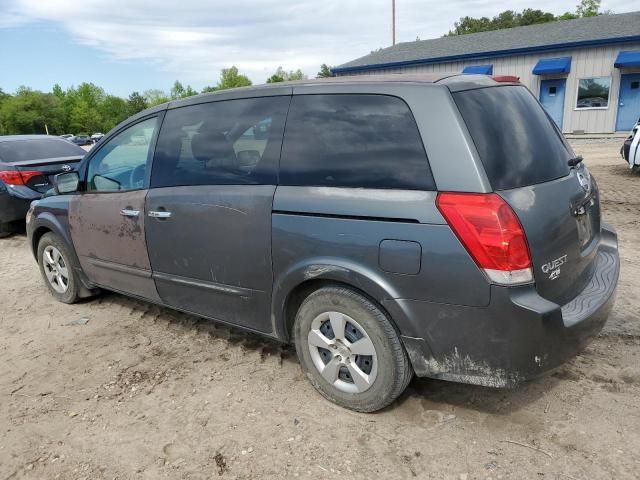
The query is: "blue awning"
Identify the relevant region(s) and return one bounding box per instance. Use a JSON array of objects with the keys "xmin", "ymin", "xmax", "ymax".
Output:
[
  {"xmin": 615, "ymin": 50, "xmax": 640, "ymax": 68},
  {"xmin": 532, "ymin": 57, "xmax": 572, "ymax": 75},
  {"xmin": 462, "ymin": 64, "xmax": 493, "ymax": 75}
]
